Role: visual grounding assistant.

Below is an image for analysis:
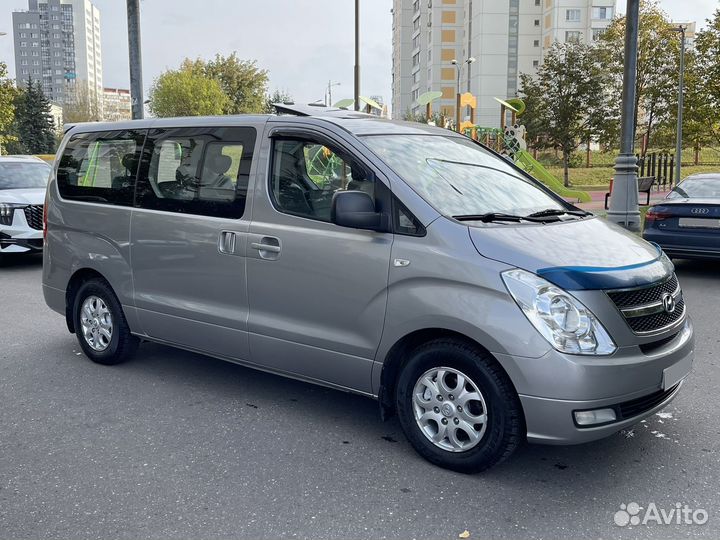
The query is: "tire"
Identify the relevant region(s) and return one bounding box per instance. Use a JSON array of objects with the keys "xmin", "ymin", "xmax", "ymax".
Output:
[
  {"xmin": 73, "ymin": 278, "xmax": 139, "ymax": 365},
  {"xmin": 395, "ymin": 338, "xmax": 524, "ymax": 473}
]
